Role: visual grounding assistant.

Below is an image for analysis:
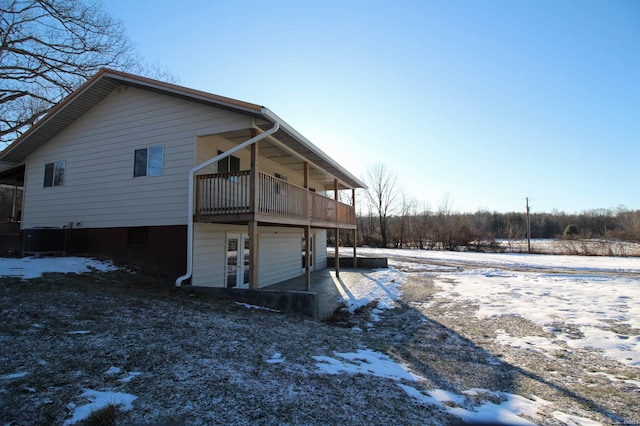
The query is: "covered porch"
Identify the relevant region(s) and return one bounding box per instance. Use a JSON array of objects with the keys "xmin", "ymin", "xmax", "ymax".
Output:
[
  {"xmin": 194, "ymin": 170, "xmax": 356, "ymax": 228},
  {"xmin": 185, "ymin": 123, "xmax": 363, "ymax": 291}
]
